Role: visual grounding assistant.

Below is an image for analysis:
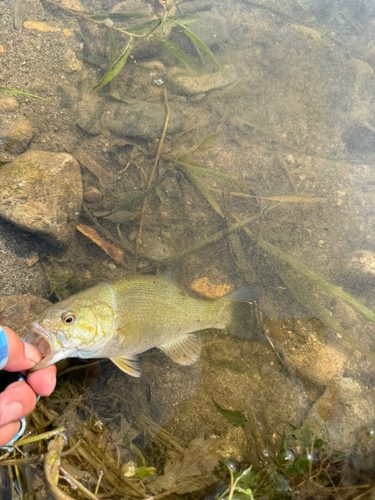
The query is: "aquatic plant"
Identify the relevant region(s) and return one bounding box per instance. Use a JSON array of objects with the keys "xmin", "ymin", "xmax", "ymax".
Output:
[
  {"xmin": 0, "ymin": 87, "xmax": 45, "ymax": 99},
  {"xmin": 44, "ymin": 0, "xmax": 221, "ymax": 91}
]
